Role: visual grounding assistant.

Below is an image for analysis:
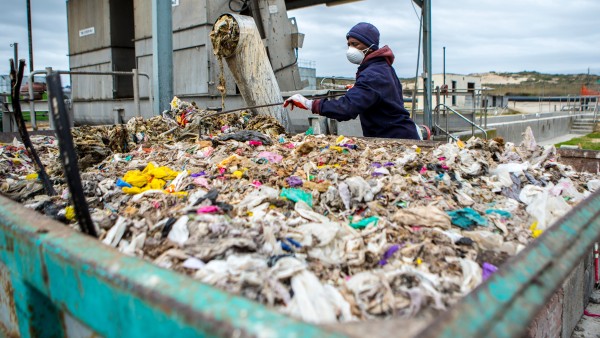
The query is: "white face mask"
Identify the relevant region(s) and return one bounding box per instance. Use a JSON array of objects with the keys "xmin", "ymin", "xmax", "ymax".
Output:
[{"xmin": 346, "ymin": 46, "xmax": 370, "ymax": 65}]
